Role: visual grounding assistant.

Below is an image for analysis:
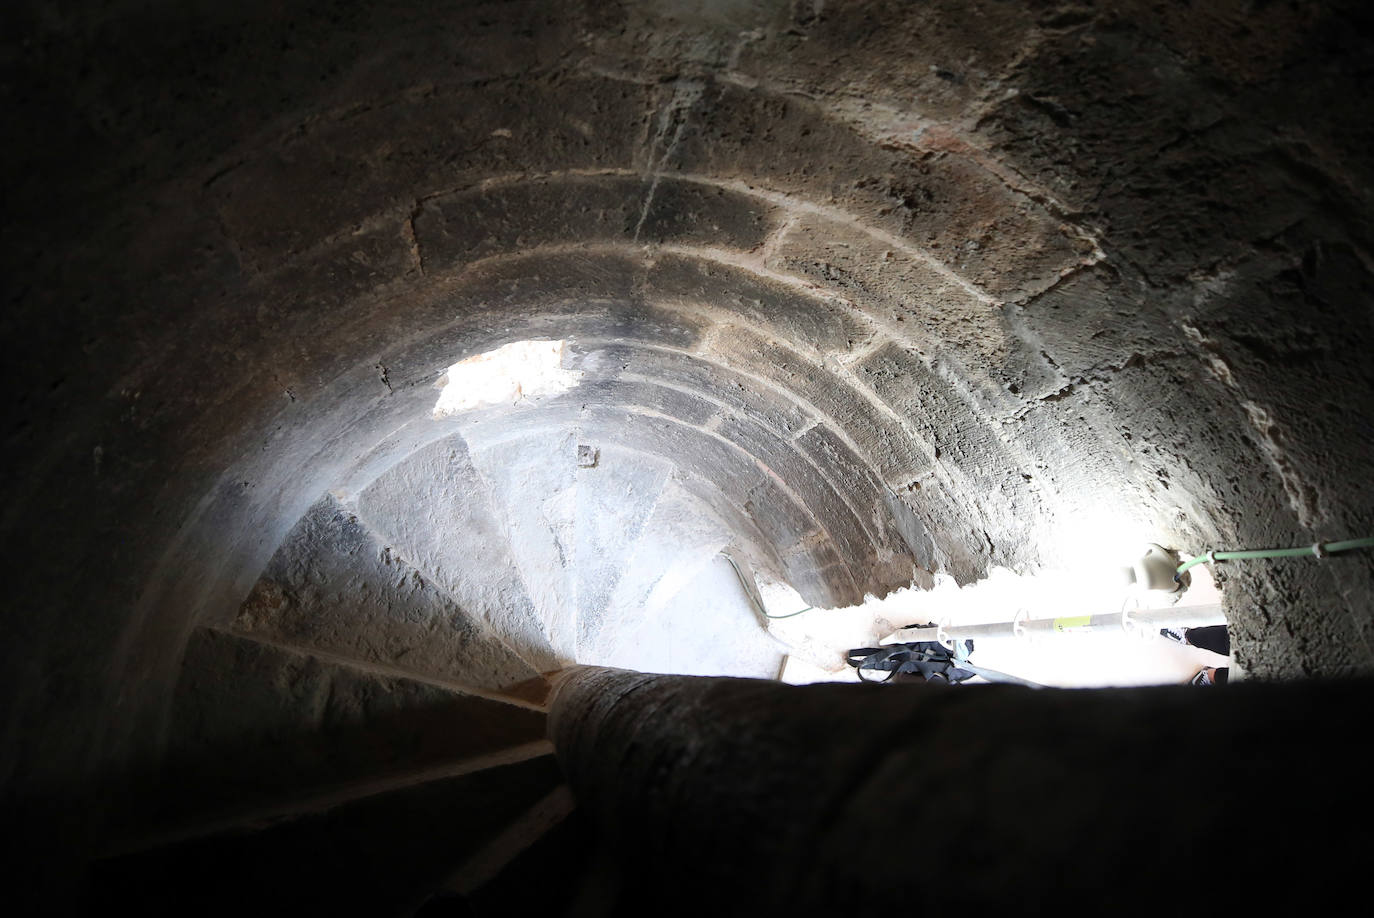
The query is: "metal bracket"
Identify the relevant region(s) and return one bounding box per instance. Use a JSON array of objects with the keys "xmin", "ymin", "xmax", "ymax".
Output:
[{"xmin": 1012, "ymin": 607, "xmax": 1032, "ymax": 641}]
